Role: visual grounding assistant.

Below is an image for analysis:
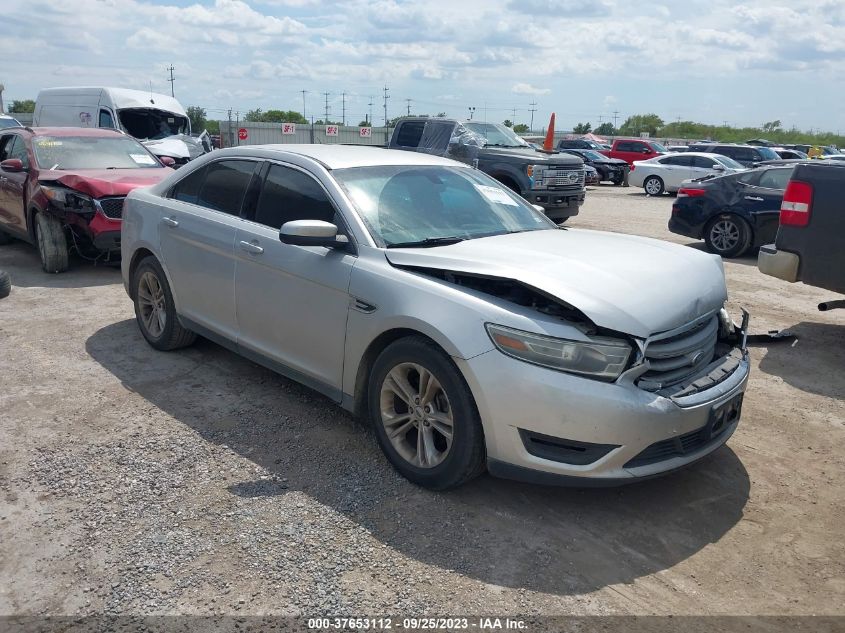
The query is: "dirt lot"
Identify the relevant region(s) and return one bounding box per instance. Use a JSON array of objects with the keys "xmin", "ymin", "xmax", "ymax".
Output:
[{"xmin": 0, "ymin": 185, "xmax": 843, "ymax": 619}]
